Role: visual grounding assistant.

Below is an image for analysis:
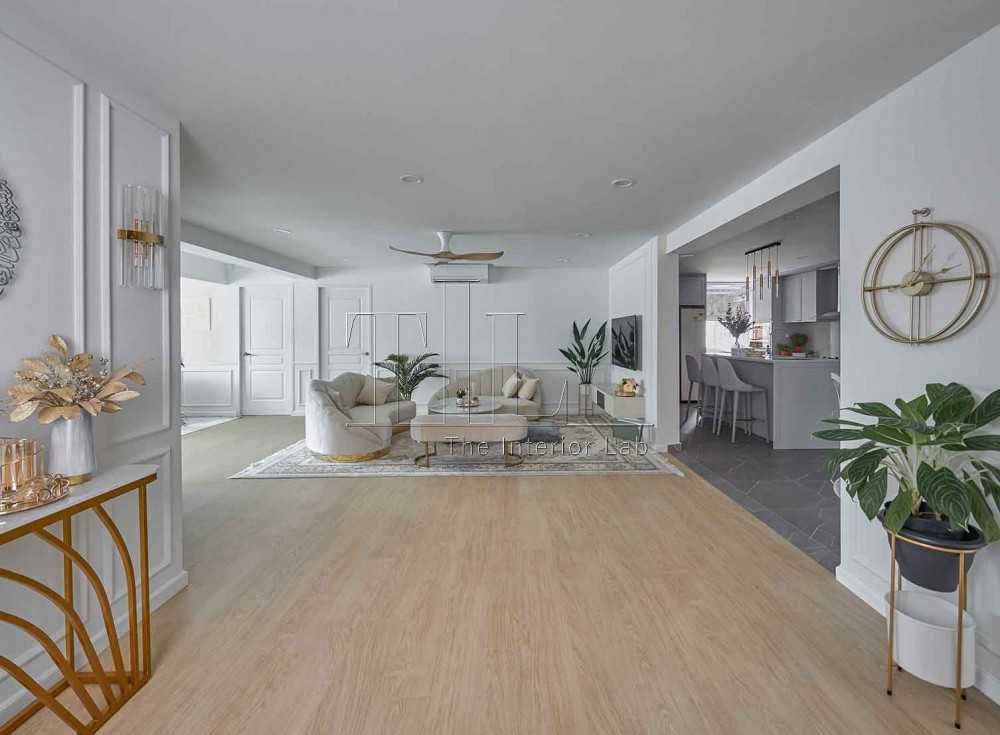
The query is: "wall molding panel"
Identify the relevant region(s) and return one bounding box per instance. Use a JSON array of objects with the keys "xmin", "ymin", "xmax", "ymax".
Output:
[{"xmin": 0, "ymin": 35, "xmax": 187, "ymax": 724}]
